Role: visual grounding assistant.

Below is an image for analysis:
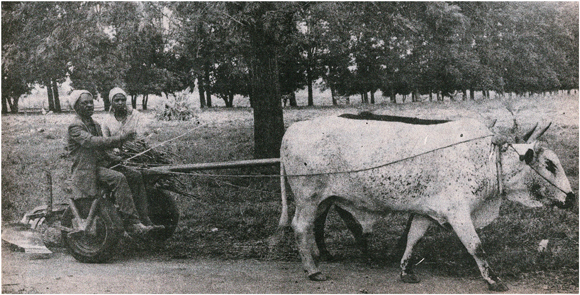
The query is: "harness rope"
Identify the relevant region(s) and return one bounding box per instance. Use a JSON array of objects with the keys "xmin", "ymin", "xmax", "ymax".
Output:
[
  {"xmin": 143, "ymin": 134, "xmax": 494, "ymax": 178},
  {"xmin": 507, "ymin": 144, "xmax": 570, "ymax": 194}
]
